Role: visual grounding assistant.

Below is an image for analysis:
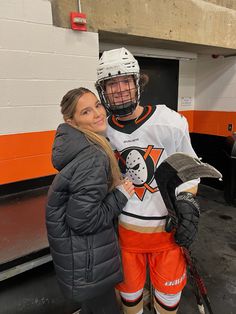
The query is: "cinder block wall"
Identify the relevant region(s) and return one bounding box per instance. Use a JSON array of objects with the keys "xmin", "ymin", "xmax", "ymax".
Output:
[
  {"xmin": 1, "ymin": 0, "xmax": 236, "ymax": 186},
  {"xmin": 0, "ymin": 0, "xmax": 98, "ymax": 184}
]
